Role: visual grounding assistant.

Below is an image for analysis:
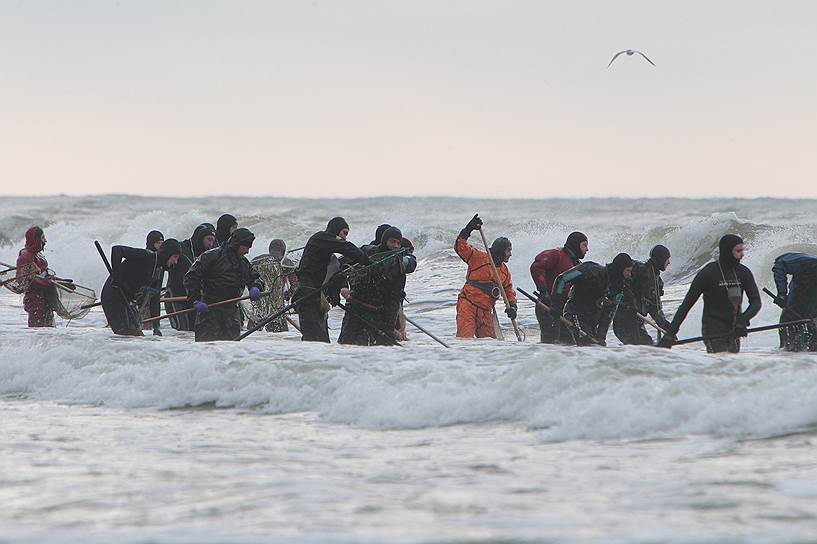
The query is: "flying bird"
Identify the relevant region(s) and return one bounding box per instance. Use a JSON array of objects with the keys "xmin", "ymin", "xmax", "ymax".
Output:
[{"xmin": 607, "ymin": 49, "xmax": 655, "ymax": 68}]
